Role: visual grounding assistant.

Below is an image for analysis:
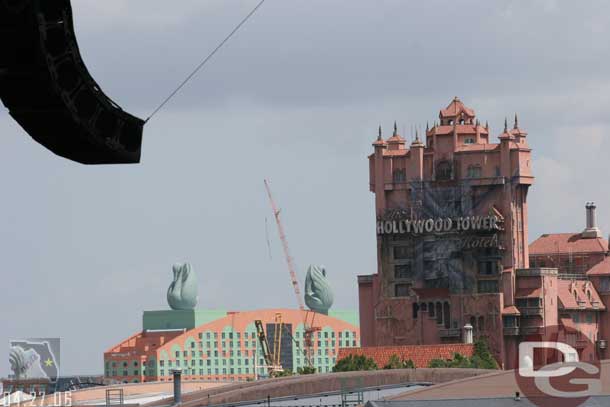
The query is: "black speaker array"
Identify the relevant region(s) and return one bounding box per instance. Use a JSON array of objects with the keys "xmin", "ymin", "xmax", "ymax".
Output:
[{"xmin": 0, "ymin": 0, "xmax": 144, "ymax": 164}]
